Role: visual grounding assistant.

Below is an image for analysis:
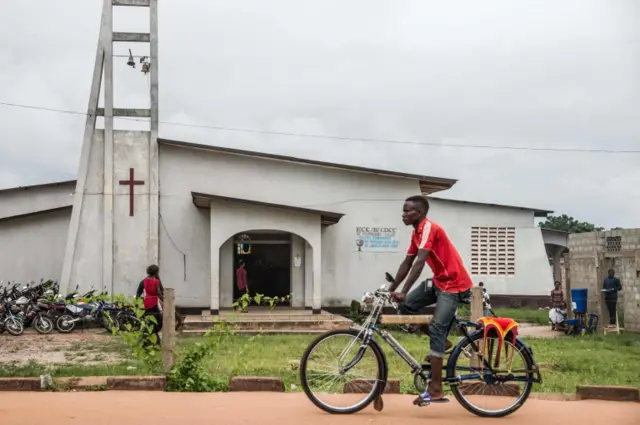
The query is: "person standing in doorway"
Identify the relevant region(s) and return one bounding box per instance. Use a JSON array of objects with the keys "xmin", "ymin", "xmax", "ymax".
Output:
[
  {"xmin": 136, "ymin": 264, "xmax": 164, "ymax": 346},
  {"xmin": 603, "ymin": 269, "xmax": 622, "ymax": 326},
  {"xmin": 236, "ymin": 259, "xmax": 249, "ymax": 295}
]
